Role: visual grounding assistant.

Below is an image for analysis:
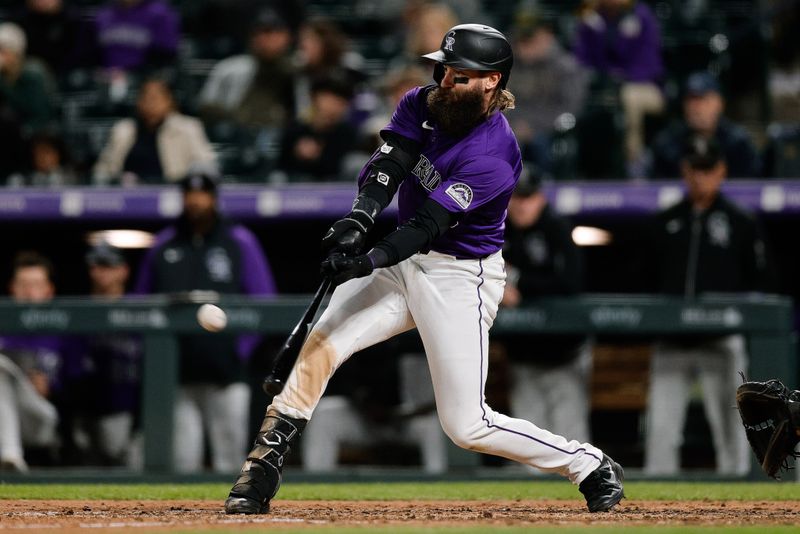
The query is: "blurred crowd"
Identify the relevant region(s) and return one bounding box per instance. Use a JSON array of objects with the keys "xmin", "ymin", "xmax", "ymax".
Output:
[
  {"xmin": 0, "ymin": 0, "xmax": 799, "ymax": 475},
  {"xmin": 0, "ymin": 0, "xmax": 796, "ymax": 187}
]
